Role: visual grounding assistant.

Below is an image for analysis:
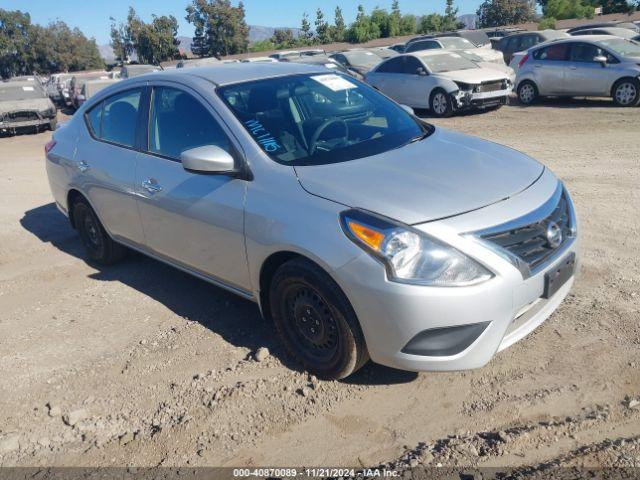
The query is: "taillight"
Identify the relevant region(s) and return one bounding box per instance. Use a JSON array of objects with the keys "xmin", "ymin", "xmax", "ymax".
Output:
[
  {"xmin": 518, "ymin": 54, "xmax": 529, "ymax": 68},
  {"xmin": 45, "ymin": 139, "xmax": 57, "ymax": 155}
]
